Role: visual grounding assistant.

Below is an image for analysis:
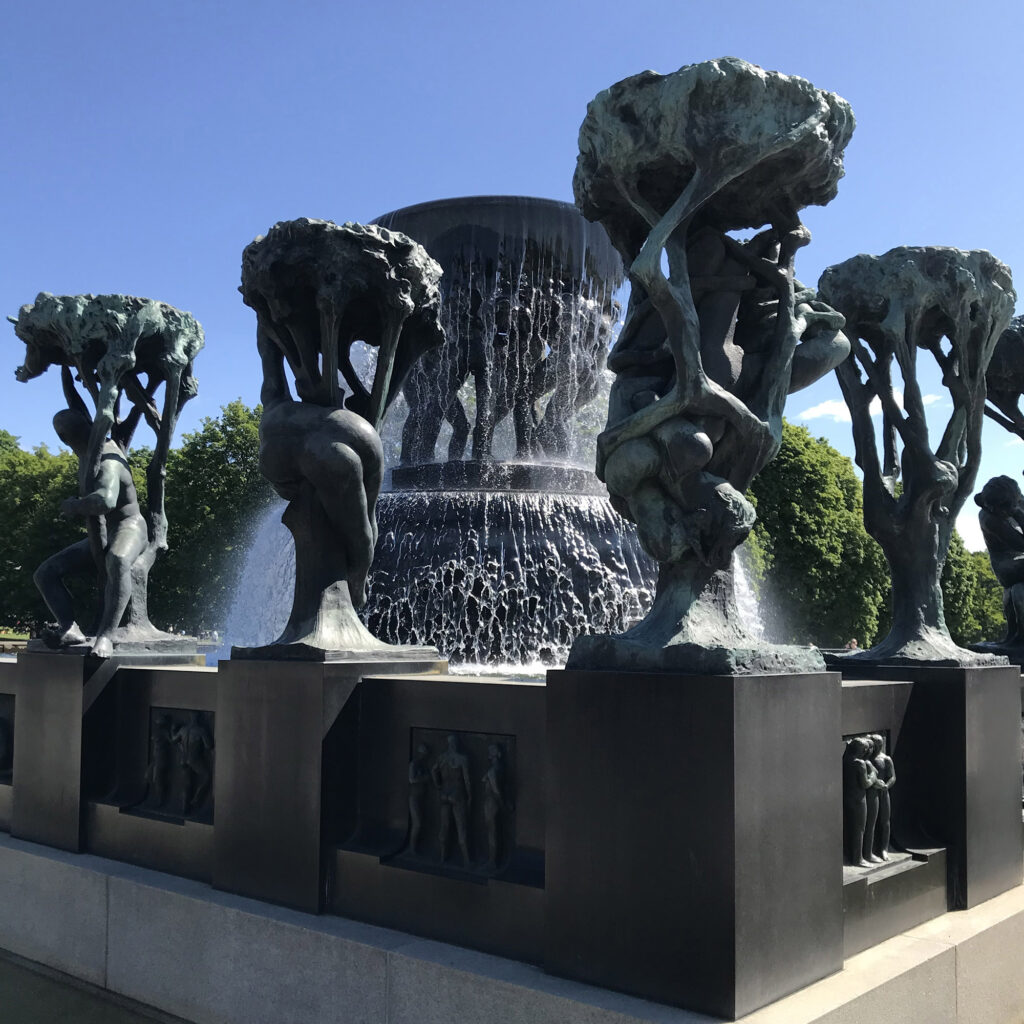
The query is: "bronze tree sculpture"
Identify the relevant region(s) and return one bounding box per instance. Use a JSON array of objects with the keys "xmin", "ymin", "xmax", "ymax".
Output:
[
  {"xmin": 566, "ymin": 57, "xmax": 854, "ymax": 673},
  {"xmin": 234, "ymin": 219, "xmax": 445, "ymax": 659},
  {"xmin": 819, "ymin": 247, "xmax": 1015, "ymax": 665},
  {"xmin": 10, "ymin": 293, "xmax": 203, "ymax": 656}
]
